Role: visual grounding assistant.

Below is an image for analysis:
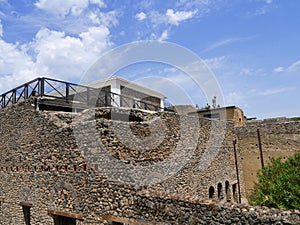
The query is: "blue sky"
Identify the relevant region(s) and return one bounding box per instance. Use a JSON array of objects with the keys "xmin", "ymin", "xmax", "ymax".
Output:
[{"xmin": 0, "ymin": 0, "xmax": 299, "ymax": 119}]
